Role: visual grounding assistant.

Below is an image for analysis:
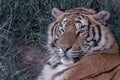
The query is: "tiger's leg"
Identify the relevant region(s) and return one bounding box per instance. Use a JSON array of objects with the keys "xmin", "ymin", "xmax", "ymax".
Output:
[
  {"xmin": 83, "ymin": 61, "xmax": 120, "ymax": 80},
  {"xmin": 53, "ymin": 53, "xmax": 120, "ymax": 80}
]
